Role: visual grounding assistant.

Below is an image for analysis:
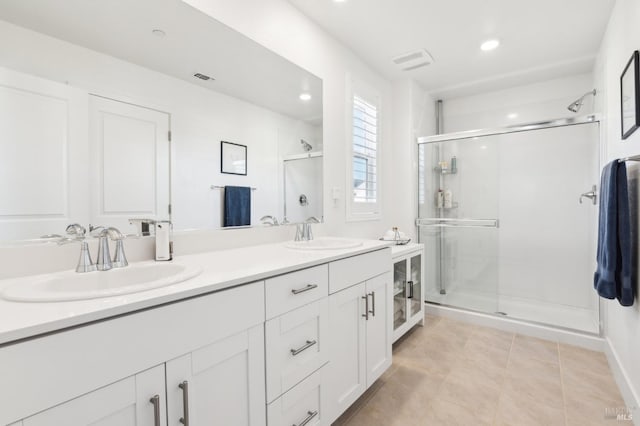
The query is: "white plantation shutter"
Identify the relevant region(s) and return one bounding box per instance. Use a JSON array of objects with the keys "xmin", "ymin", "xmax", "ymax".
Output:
[{"xmin": 348, "ymin": 79, "xmax": 381, "ymax": 220}]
